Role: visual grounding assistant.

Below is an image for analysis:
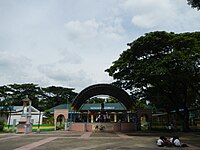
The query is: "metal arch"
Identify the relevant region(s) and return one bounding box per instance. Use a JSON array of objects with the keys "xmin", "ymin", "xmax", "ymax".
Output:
[{"xmin": 71, "ymin": 84, "xmax": 133, "ymax": 111}]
